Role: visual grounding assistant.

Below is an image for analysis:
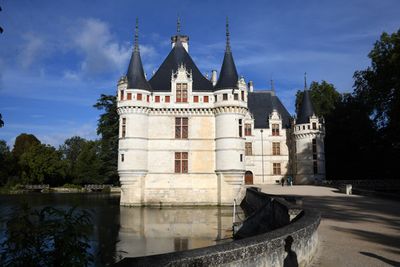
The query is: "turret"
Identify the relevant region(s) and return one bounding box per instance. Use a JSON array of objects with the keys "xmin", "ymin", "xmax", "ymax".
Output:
[
  {"xmin": 118, "ymin": 19, "xmax": 151, "ymax": 205},
  {"xmin": 293, "ymin": 73, "xmax": 325, "ymax": 184},
  {"xmin": 214, "ymin": 18, "xmax": 247, "ymax": 204}
]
